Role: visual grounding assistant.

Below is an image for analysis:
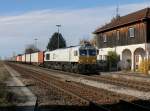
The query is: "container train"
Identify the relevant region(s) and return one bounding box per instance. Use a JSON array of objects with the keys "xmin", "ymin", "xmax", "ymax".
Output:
[{"xmin": 14, "ymin": 44, "xmax": 98, "ymax": 74}]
